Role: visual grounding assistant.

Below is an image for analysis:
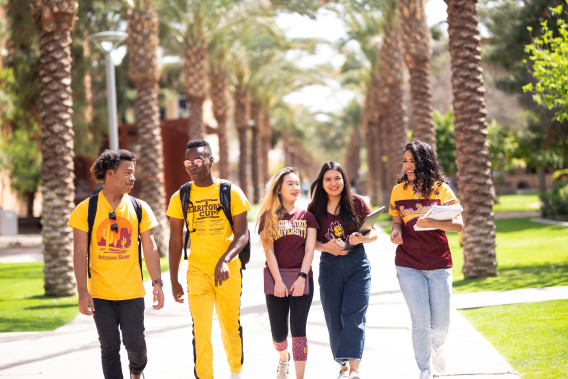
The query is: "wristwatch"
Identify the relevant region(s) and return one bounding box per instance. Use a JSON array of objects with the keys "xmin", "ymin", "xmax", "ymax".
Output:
[
  {"xmin": 152, "ymin": 279, "xmax": 163, "ymax": 287},
  {"xmin": 298, "ymin": 272, "xmax": 308, "ymax": 279}
]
